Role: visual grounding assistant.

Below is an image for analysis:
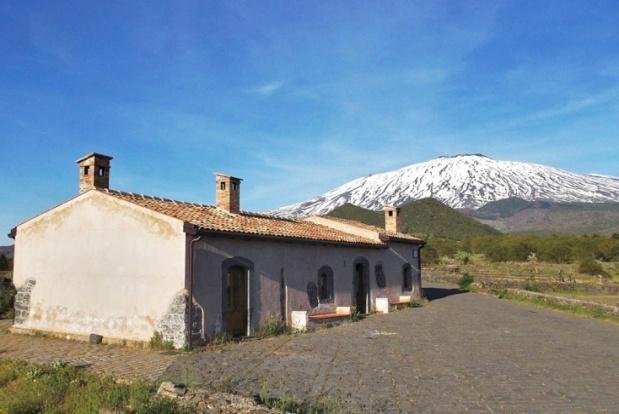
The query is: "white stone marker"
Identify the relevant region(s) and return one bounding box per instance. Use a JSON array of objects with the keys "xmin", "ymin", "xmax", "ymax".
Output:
[
  {"xmin": 291, "ymin": 311, "xmax": 308, "ymax": 331},
  {"xmin": 376, "ymin": 297, "xmax": 390, "ymax": 314}
]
